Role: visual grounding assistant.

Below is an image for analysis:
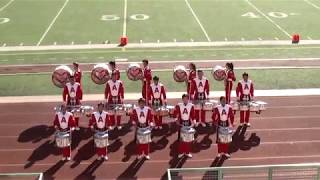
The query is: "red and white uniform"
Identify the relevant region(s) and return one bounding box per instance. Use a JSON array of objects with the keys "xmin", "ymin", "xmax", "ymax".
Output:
[
  {"xmin": 212, "ymin": 104, "xmax": 234, "ymax": 154},
  {"xmin": 142, "ymin": 66, "xmax": 152, "ymax": 100},
  {"xmin": 63, "ymin": 82, "xmax": 83, "ymax": 106},
  {"xmin": 187, "ymin": 70, "xmax": 197, "ymax": 95},
  {"xmin": 131, "ymin": 106, "xmax": 153, "ymax": 155},
  {"xmin": 74, "ymin": 69, "xmax": 82, "ymax": 85},
  {"xmin": 174, "ymin": 103, "xmax": 195, "ymax": 154},
  {"xmin": 224, "ymin": 70, "xmax": 236, "ymax": 104},
  {"xmin": 236, "ymin": 79, "xmax": 254, "ymax": 124},
  {"xmin": 148, "ymin": 83, "xmax": 167, "ymax": 127},
  {"xmin": 53, "ymin": 112, "xmax": 75, "ymax": 158},
  {"xmin": 89, "ymin": 111, "xmax": 109, "ymax": 157},
  {"xmin": 191, "ymin": 77, "xmax": 210, "ymax": 123},
  {"xmin": 111, "ymin": 68, "xmax": 121, "ymax": 80},
  {"xmin": 105, "ymin": 79, "xmax": 124, "ymax": 127}
]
